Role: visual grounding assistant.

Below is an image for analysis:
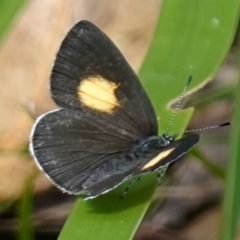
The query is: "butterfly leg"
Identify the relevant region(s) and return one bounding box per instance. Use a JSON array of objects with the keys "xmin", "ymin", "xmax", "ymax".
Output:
[
  {"xmin": 157, "ymin": 165, "xmax": 168, "ymax": 185},
  {"xmin": 120, "ymin": 177, "xmax": 139, "ymax": 198}
]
